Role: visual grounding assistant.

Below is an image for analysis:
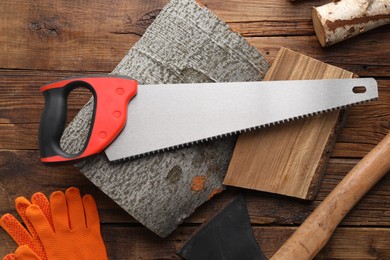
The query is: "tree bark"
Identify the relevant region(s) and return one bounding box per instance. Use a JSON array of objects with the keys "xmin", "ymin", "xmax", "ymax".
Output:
[{"xmin": 312, "ymin": 0, "xmax": 390, "ymax": 47}]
